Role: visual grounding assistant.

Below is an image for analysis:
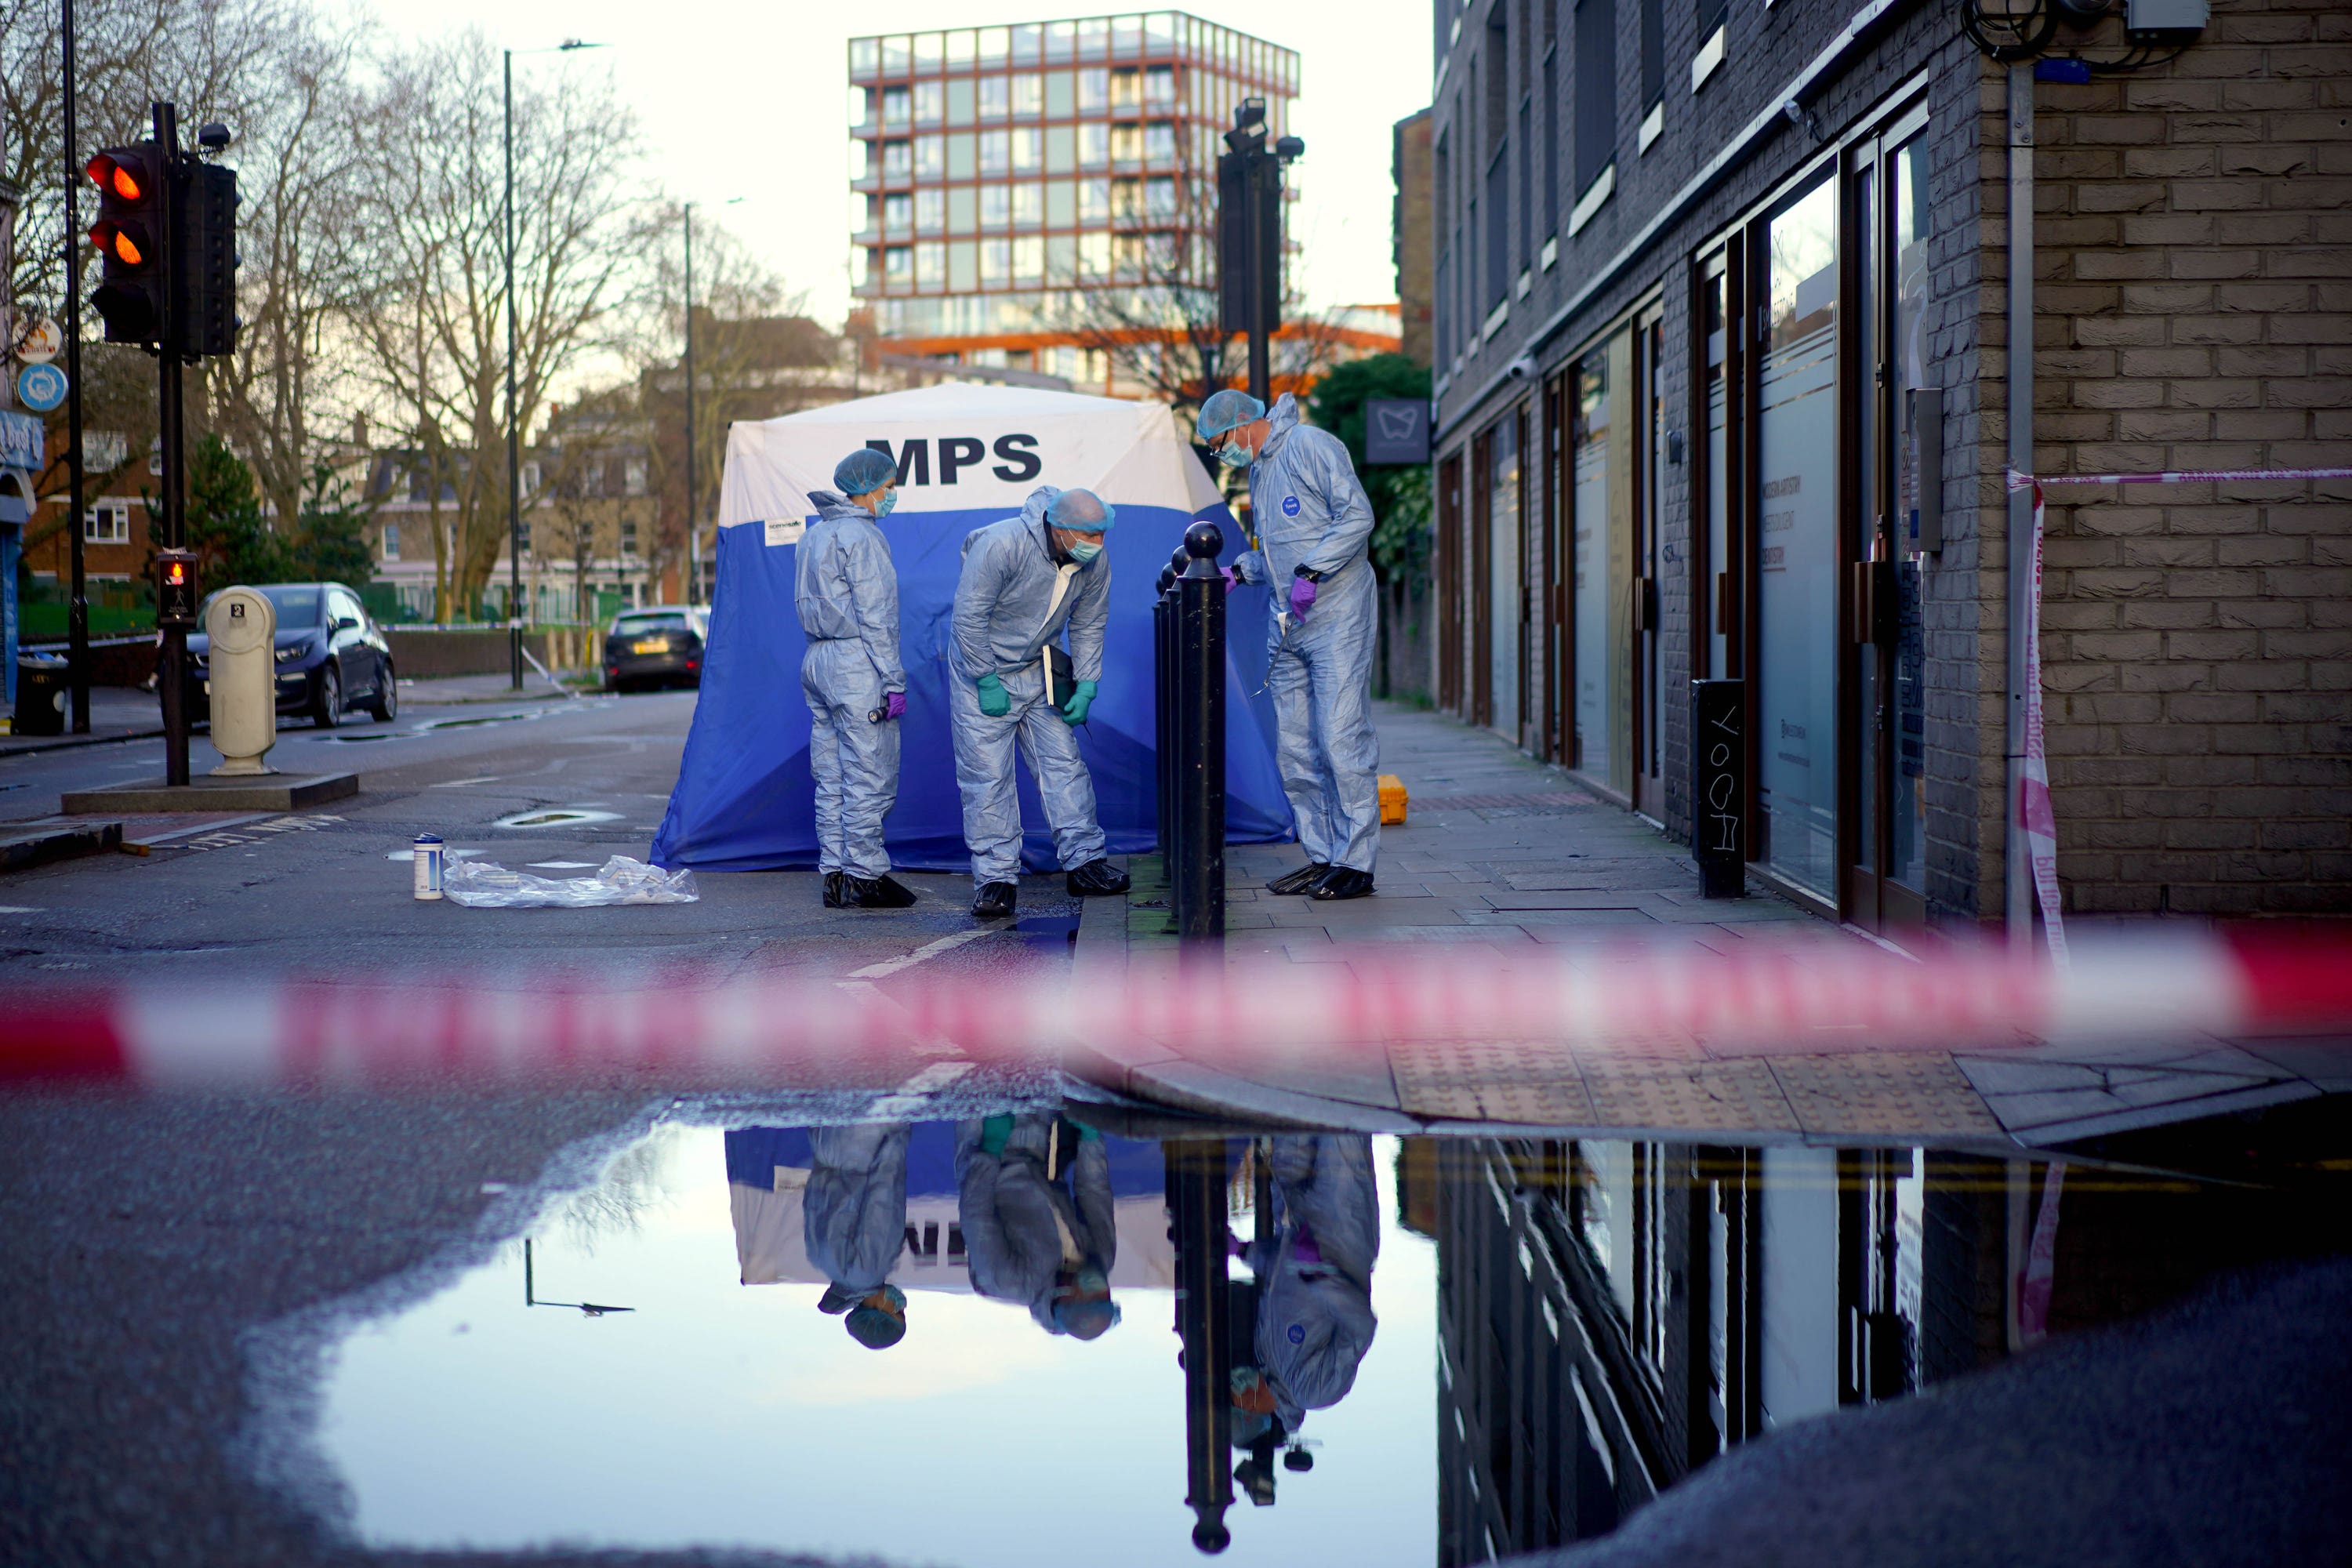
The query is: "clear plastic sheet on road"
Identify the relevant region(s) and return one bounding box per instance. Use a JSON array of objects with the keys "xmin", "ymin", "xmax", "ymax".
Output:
[{"xmin": 441, "ymin": 855, "xmax": 699, "ymax": 909}]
